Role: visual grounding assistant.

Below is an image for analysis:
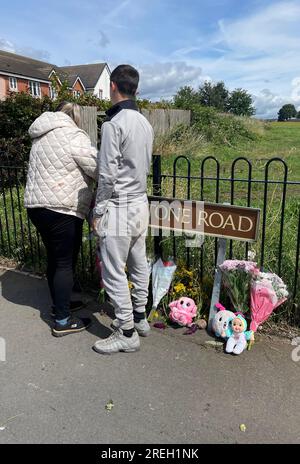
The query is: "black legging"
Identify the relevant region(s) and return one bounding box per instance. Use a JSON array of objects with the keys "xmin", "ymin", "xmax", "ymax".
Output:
[{"xmin": 27, "ymin": 208, "xmax": 83, "ymax": 320}]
